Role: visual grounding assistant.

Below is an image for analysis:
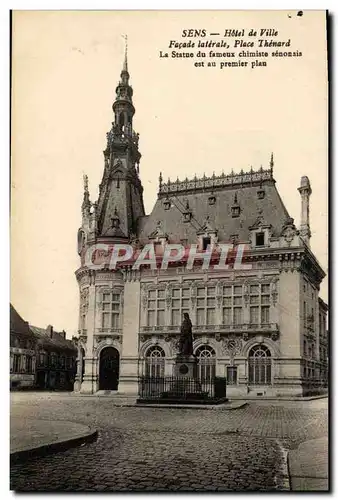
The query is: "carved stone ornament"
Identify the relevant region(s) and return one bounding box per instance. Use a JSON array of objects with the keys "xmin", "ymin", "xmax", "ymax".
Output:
[
  {"xmin": 216, "ymin": 280, "xmax": 223, "ymax": 307},
  {"xmin": 271, "ymin": 277, "xmax": 278, "ymax": 305},
  {"xmin": 190, "ymin": 281, "xmax": 197, "ymax": 308},
  {"xmin": 243, "ymin": 281, "xmax": 250, "ymax": 306},
  {"xmin": 242, "ymin": 332, "xmax": 249, "ymax": 342},
  {"xmin": 165, "ymin": 282, "xmax": 173, "ymax": 308},
  {"xmin": 140, "ymin": 292, "xmax": 147, "ymax": 309},
  {"xmin": 222, "ymin": 338, "xmax": 242, "ymax": 356},
  {"xmin": 271, "ymin": 331, "xmax": 279, "ymax": 341},
  {"xmin": 281, "ymin": 218, "xmax": 298, "ymax": 246}
]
